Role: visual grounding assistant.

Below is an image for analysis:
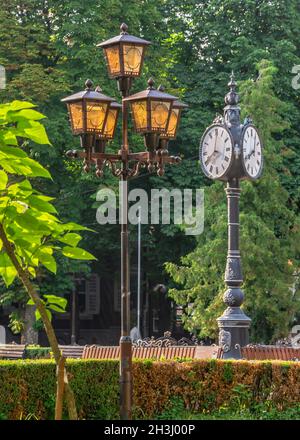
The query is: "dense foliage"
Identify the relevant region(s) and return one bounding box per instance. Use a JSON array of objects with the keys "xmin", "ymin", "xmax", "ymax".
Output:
[
  {"xmin": 0, "ymin": 358, "xmax": 299, "ymax": 420},
  {"xmin": 0, "ymin": 0, "xmax": 300, "ymax": 342}
]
